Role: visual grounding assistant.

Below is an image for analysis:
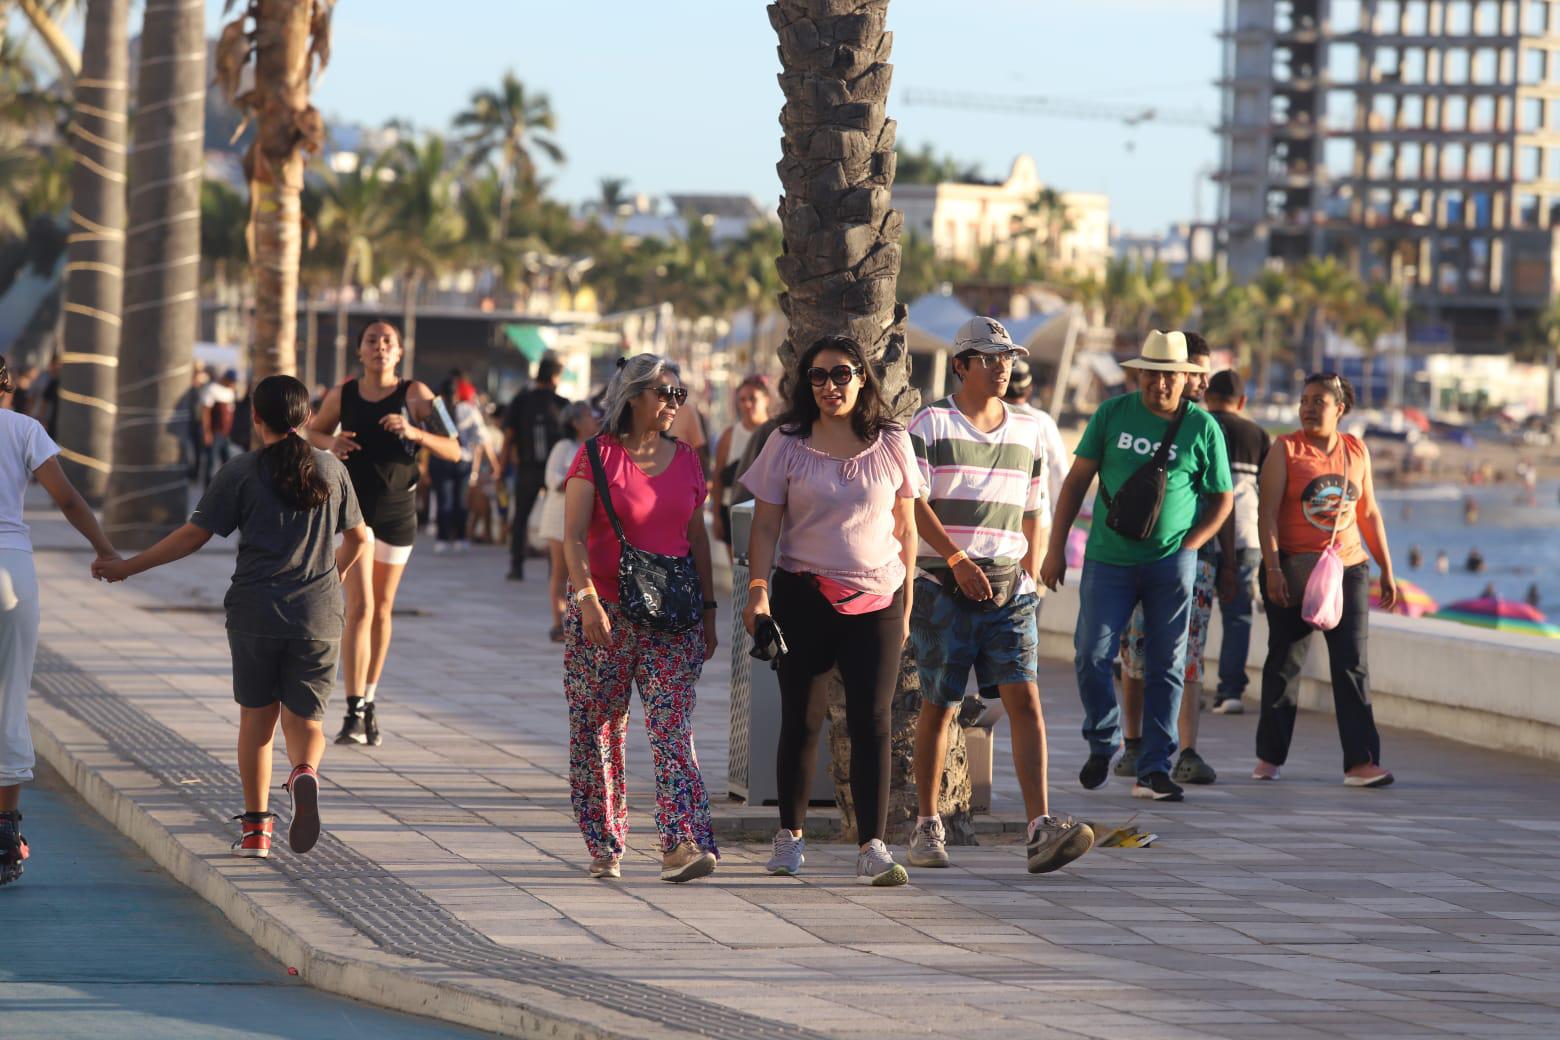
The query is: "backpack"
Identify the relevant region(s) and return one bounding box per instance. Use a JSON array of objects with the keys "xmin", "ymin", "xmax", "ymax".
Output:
[{"xmin": 1097, "ymin": 403, "xmax": 1188, "ymax": 542}]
